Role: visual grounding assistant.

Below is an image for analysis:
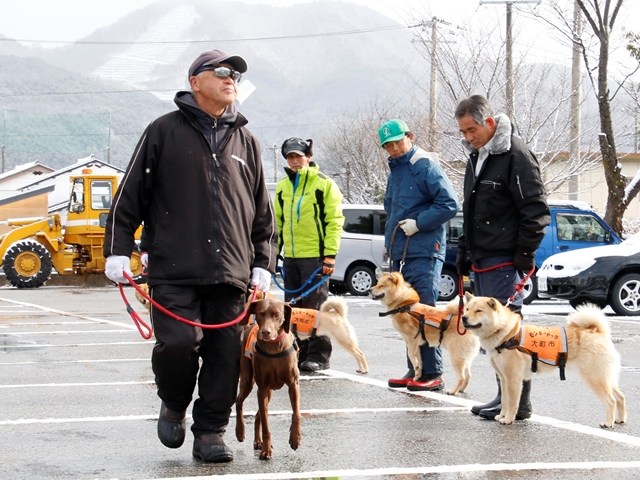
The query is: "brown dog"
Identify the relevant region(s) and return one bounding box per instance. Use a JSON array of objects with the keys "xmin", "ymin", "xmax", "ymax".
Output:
[
  {"xmin": 370, "ymin": 272, "xmax": 479, "ymax": 395},
  {"xmin": 250, "ymin": 290, "xmax": 368, "ymax": 374},
  {"xmin": 462, "ymin": 293, "xmax": 627, "ymax": 428},
  {"xmin": 235, "ymin": 298, "xmax": 301, "ymax": 460}
]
